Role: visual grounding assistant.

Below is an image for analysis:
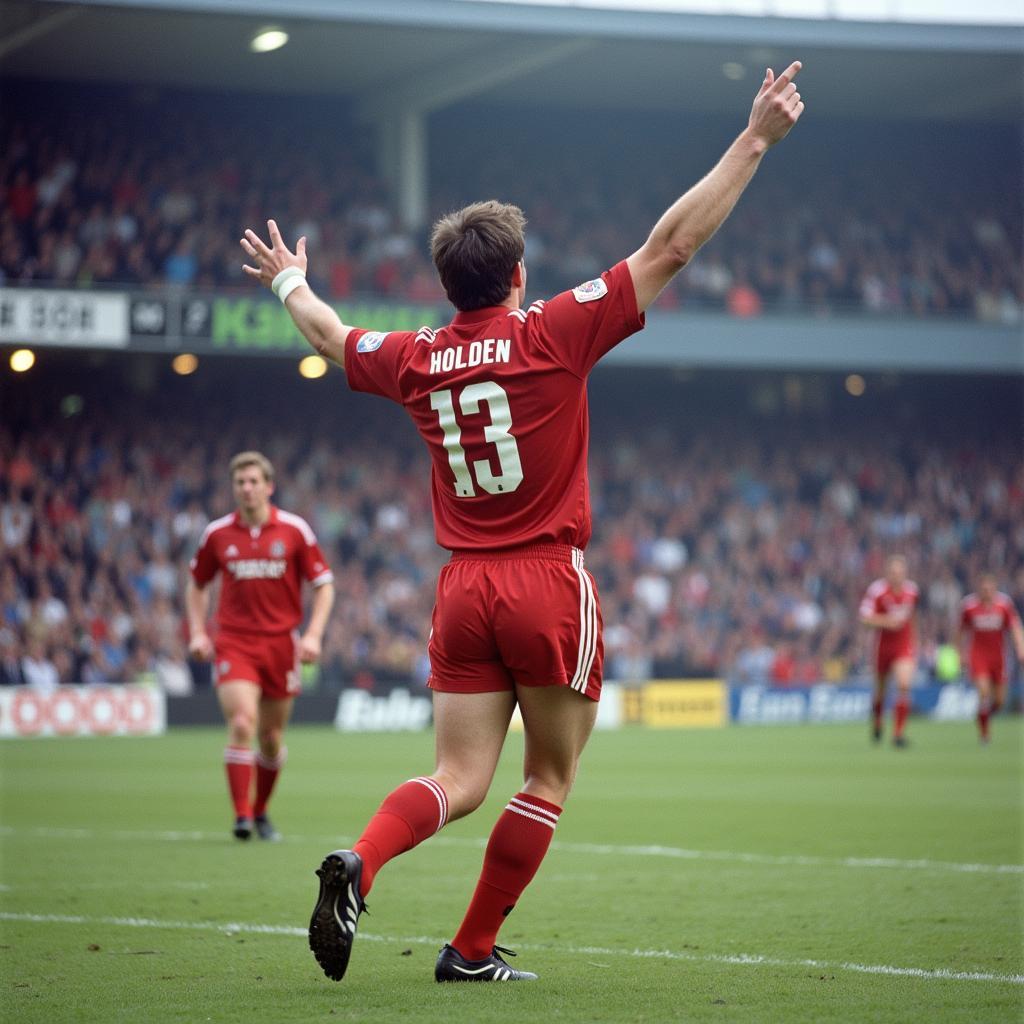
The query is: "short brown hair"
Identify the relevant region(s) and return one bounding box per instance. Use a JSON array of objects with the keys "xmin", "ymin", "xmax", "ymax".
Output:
[
  {"xmin": 229, "ymin": 450, "xmax": 274, "ymax": 482},
  {"xmin": 430, "ymin": 200, "xmax": 526, "ymax": 311}
]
